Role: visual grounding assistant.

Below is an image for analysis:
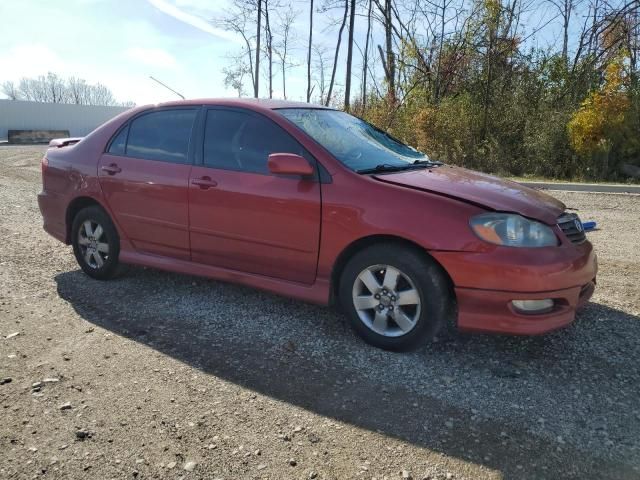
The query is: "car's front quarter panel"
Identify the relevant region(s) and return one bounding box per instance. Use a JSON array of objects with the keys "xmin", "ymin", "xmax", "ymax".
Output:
[{"xmin": 316, "ymin": 170, "xmax": 489, "ymax": 284}]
